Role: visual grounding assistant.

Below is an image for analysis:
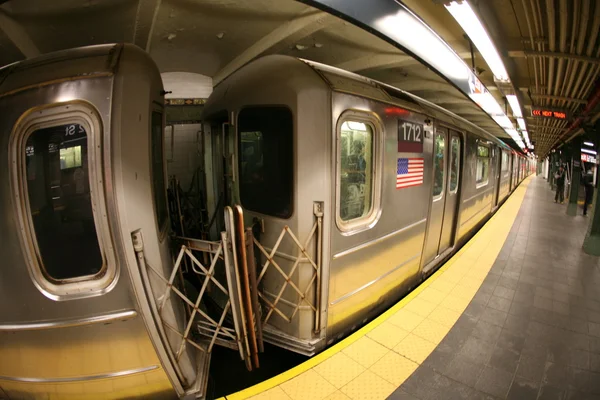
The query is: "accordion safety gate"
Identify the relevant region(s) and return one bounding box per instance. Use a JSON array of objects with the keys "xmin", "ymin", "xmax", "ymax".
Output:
[{"xmin": 134, "ymin": 202, "xmax": 324, "ymax": 394}]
